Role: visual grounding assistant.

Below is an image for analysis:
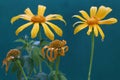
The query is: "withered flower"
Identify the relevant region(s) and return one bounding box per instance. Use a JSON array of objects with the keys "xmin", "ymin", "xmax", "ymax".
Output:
[
  {"xmin": 41, "ymin": 40, "xmax": 68, "ymax": 62},
  {"xmin": 2, "ymin": 49, "xmax": 21, "ymax": 72}
]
